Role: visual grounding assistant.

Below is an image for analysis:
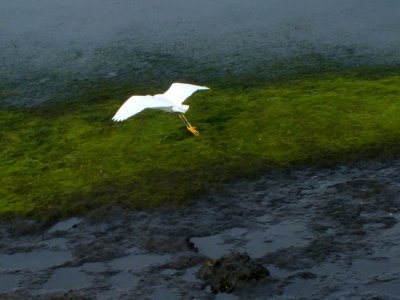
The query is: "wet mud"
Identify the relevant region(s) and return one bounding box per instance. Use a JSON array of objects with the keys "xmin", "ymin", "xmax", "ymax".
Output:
[{"xmin": 1, "ymin": 158, "xmax": 400, "ymax": 299}]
